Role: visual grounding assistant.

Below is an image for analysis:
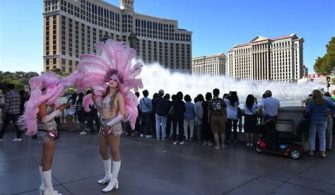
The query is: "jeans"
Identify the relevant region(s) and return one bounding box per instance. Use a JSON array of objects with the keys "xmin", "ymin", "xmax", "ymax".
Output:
[
  {"xmin": 0, "ymin": 113, "xmax": 21, "ymax": 139},
  {"xmin": 194, "ymin": 121, "xmax": 202, "ymax": 140},
  {"xmin": 184, "ymin": 119, "xmax": 194, "ymax": 140},
  {"xmin": 309, "ymin": 122, "xmax": 327, "ymax": 151},
  {"xmin": 155, "ymin": 114, "xmax": 167, "ymax": 140},
  {"xmin": 173, "ymin": 118, "xmax": 184, "ymax": 142},
  {"xmin": 86, "ymin": 113, "xmax": 100, "ymax": 133},
  {"xmin": 141, "ymin": 112, "xmax": 152, "ymax": 136}
]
